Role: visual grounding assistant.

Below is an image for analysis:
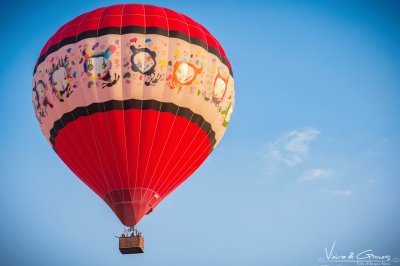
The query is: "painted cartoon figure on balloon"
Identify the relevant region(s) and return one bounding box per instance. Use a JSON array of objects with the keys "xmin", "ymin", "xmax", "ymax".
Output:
[
  {"xmin": 168, "ymin": 61, "xmax": 203, "ymax": 93},
  {"xmin": 212, "ymin": 69, "xmax": 229, "ymax": 104},
  {"xmin": 221, "ymin": 100, "xmax": 234, "ymax": 127},
  {"xmin": 83, "ymin": 45, "xmax": 120, "ymax": 88},
  {"xmin": 32, "ymin": 80, "xmax": 53, "ymax": 123},
  {"xmin": 48, "ymin": 55, "xmax": 74, "ymax": 102},
  {"xmin": 130, "ymin": 45, "xmax": 162, "ymax": 86},
  {"xmin": 203, "ymin": 69, "xmax": 229, "ymax": 106}
]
